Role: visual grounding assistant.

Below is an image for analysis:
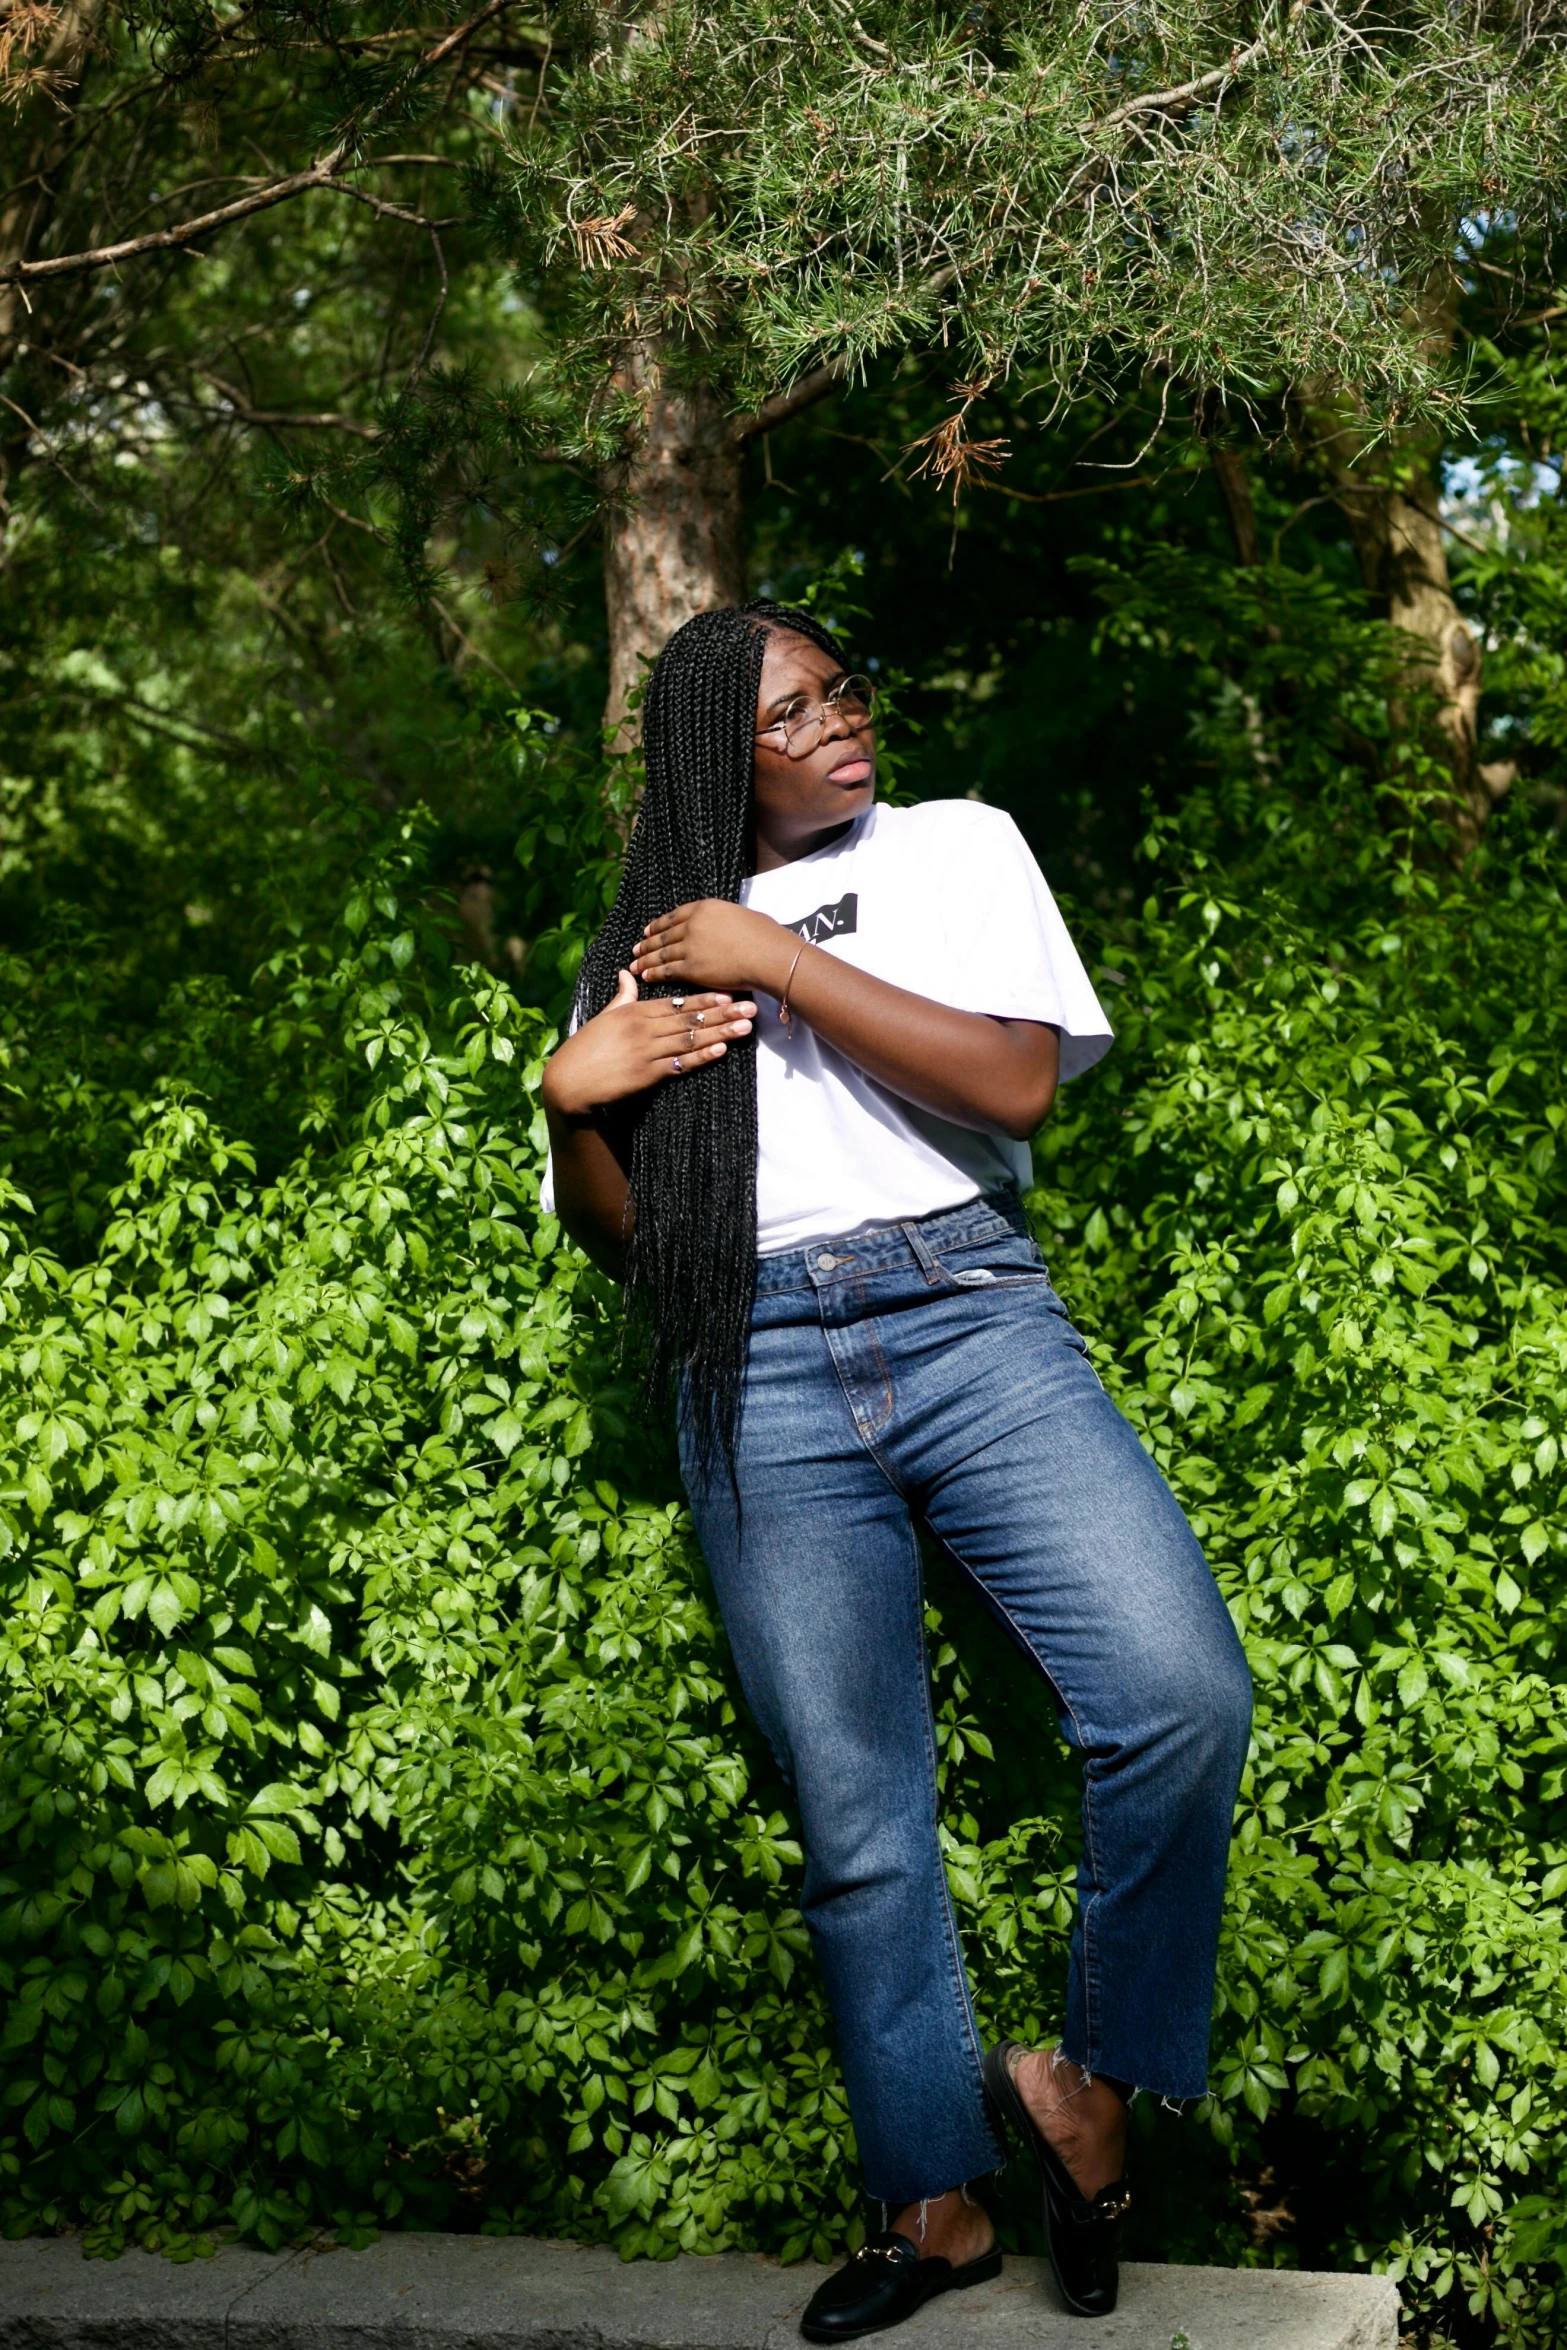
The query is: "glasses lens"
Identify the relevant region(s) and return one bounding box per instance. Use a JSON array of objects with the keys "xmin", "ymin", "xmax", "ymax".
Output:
[{"xmin": 773, "ymin": 677, "xmax": 877, "ymax": 754}]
